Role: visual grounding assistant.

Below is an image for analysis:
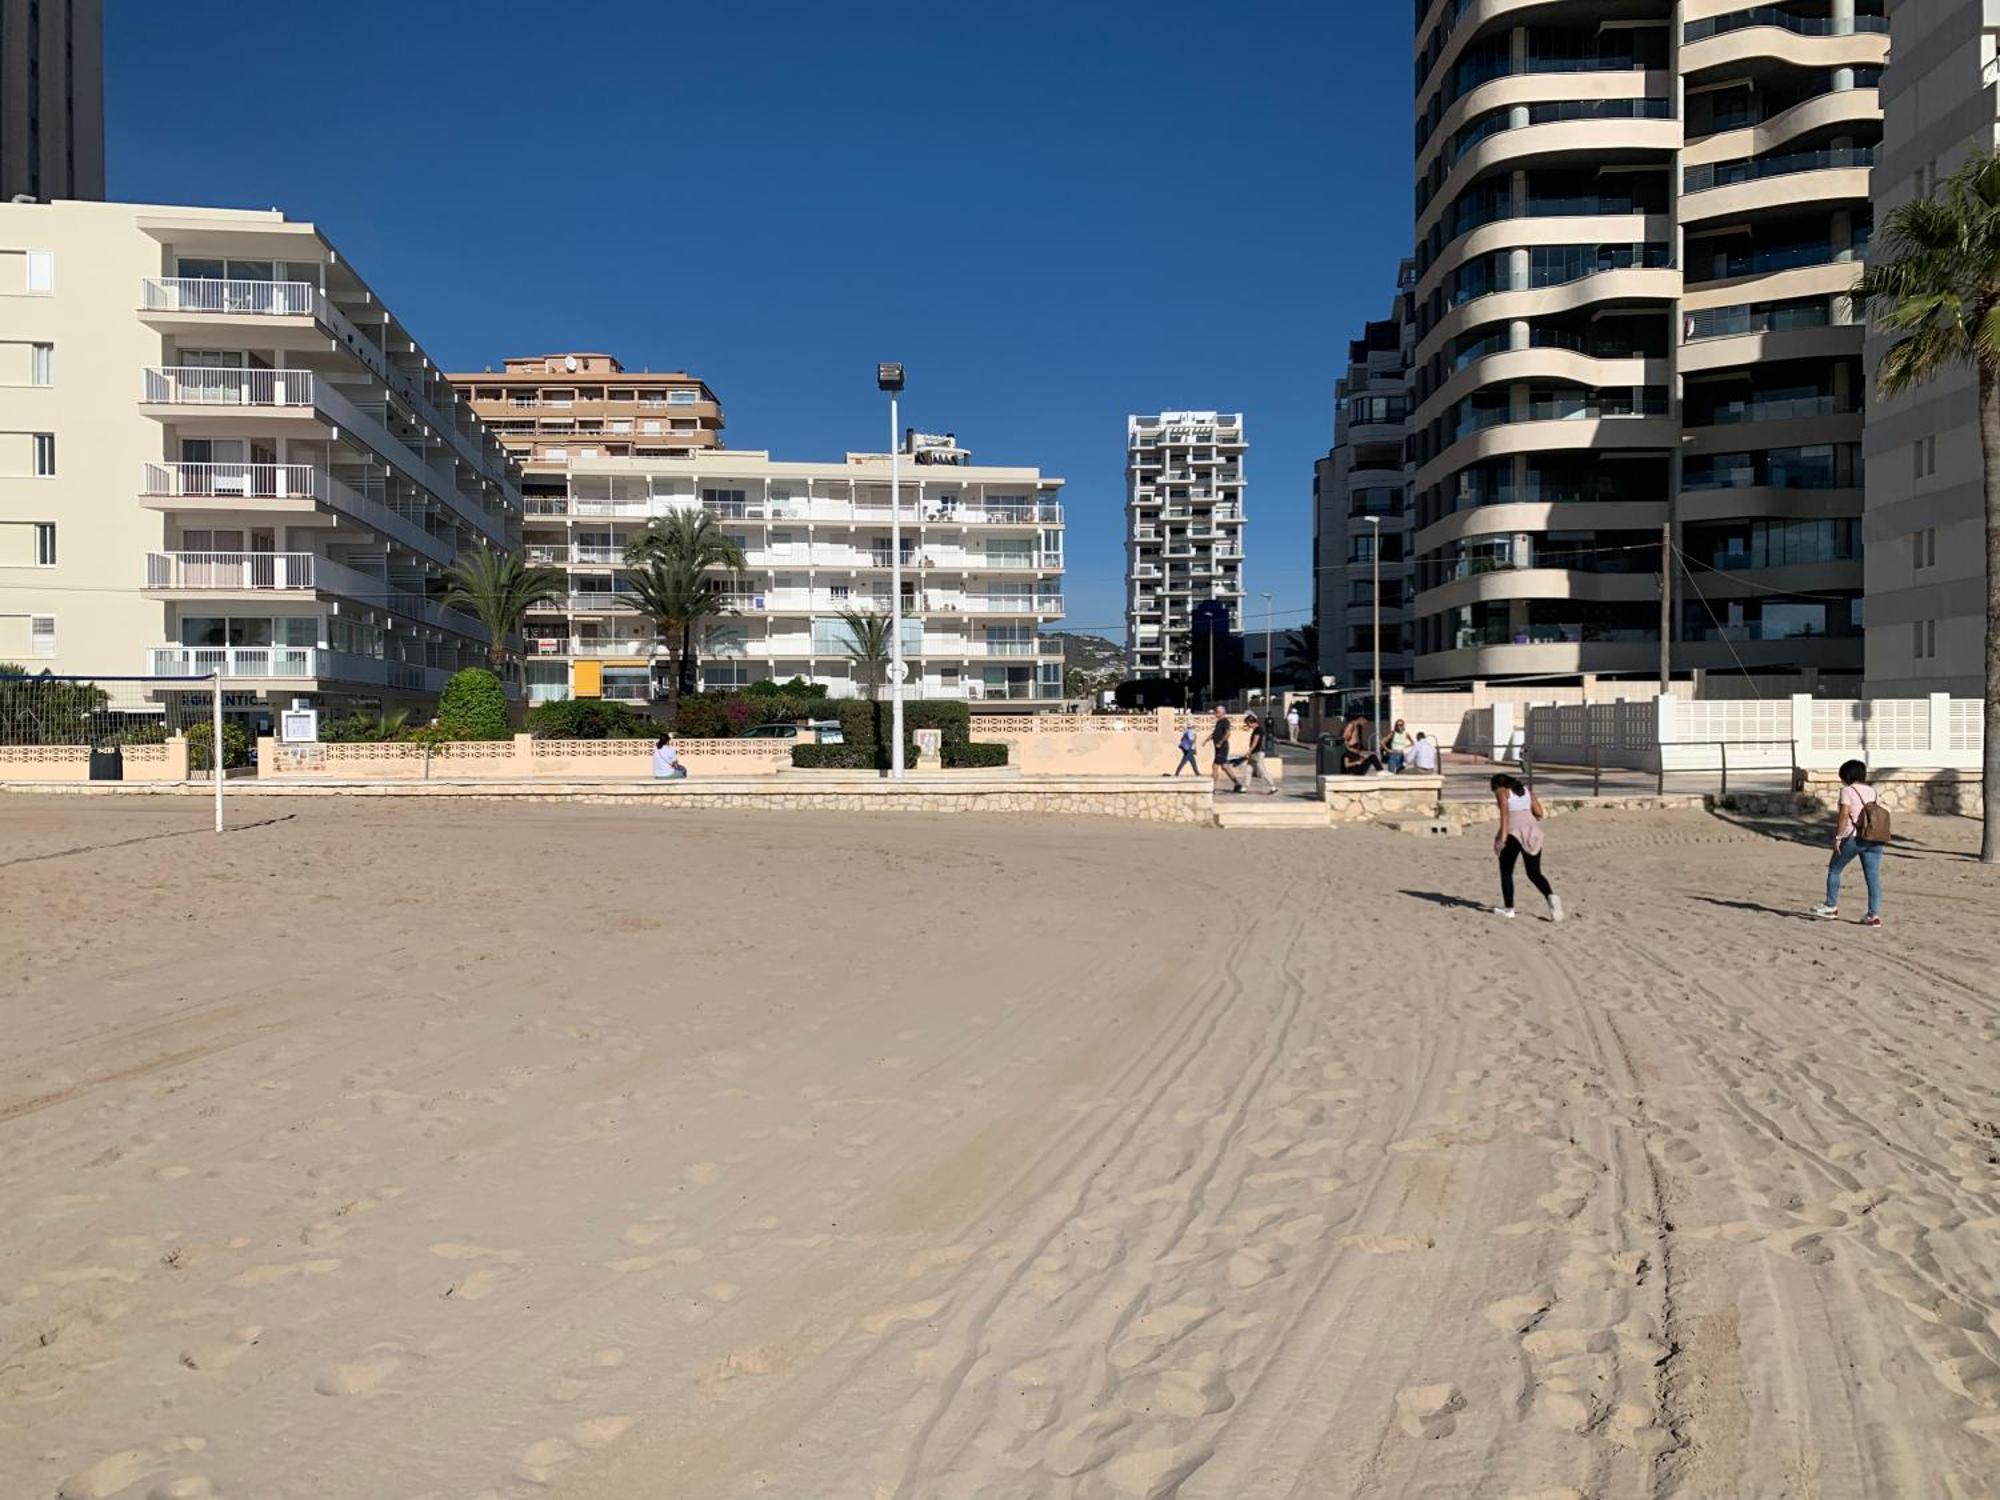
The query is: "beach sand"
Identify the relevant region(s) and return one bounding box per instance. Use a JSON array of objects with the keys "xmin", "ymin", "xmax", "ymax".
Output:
[{"xmin": 1, "ymin": 795, "xmax": 1996, "ymax": 1499}]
